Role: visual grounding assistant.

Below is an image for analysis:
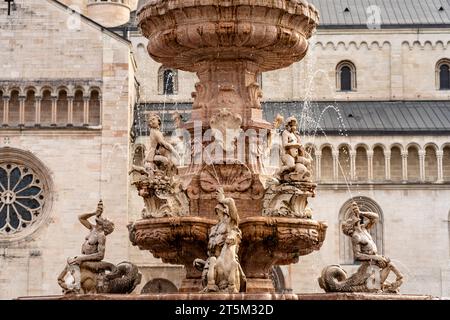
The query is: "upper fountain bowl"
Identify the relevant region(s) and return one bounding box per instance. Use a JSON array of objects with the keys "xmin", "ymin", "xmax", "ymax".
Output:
[{"xmin": 137, "ymin": 0, "xmax": 319, "ymax": 72}]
